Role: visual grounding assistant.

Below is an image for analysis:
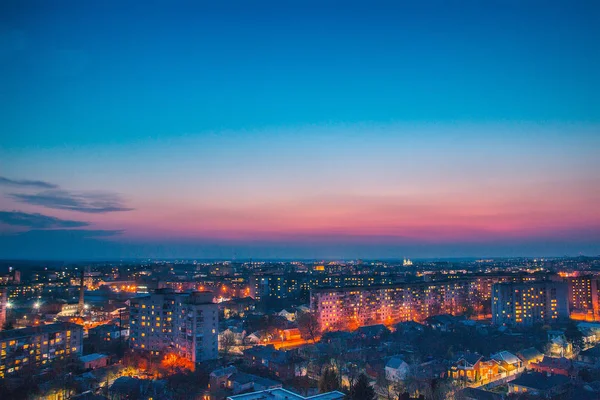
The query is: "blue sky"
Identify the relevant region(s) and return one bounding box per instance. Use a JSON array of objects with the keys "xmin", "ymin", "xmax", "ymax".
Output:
[{"xmin": 1, "ymin": 1, "xmax": 599, "ymax": 259}]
